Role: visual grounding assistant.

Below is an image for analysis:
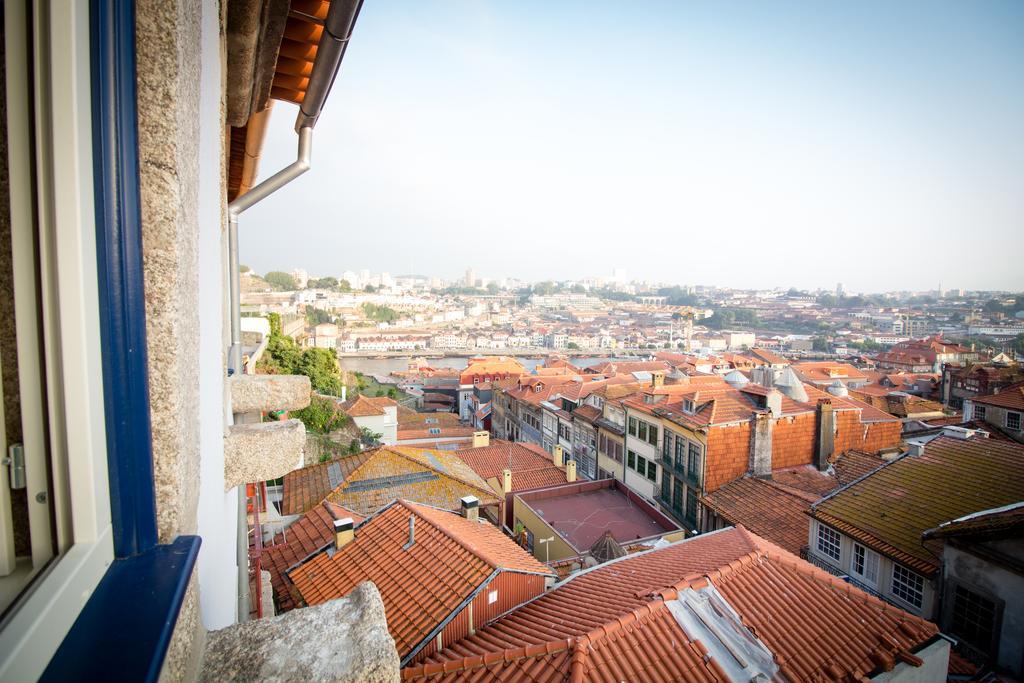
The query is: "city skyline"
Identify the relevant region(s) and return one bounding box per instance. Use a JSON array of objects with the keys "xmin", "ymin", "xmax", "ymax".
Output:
[{"xmin": 239, "ymin": 0, "xmax": 1023, "ymax": 292}]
